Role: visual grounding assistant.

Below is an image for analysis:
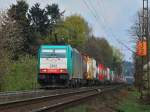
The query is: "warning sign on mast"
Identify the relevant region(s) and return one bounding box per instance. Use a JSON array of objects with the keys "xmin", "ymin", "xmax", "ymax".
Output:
[{"xmin": 136, "ymin": 40, "xmax": 147, "ymax": 56}]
